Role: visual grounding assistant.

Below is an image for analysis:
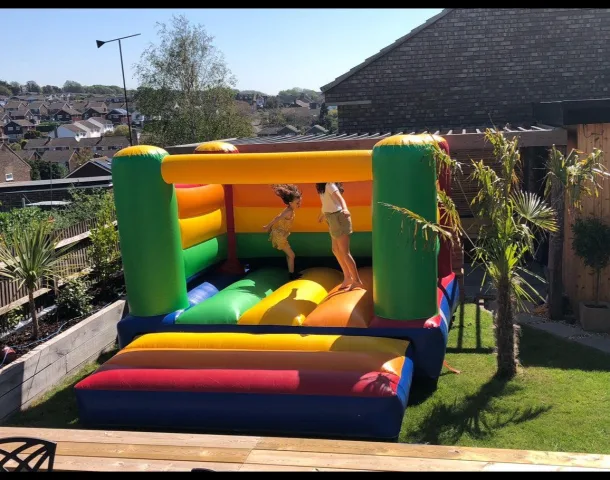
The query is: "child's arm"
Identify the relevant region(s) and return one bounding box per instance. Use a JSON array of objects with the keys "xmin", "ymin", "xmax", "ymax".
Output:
[
  {"xmin": 263, "ymin": 207, "xmax": 290, "ymax": 231},
  {"xmin": 331, "ymin": 190, "xmax": 350, "ymax": 217}
]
